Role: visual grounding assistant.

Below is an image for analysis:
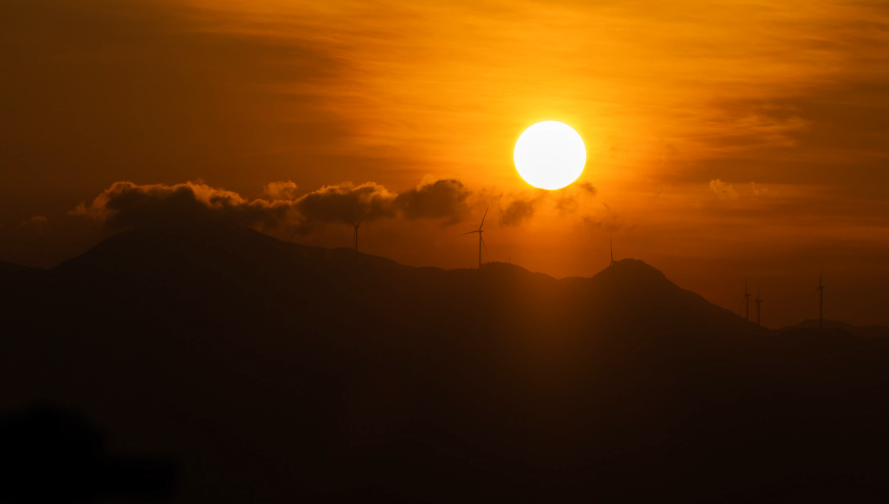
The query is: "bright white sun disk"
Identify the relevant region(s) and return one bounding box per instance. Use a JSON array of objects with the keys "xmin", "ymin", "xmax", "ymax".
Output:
[{"xmin": 514, "ymin": 121, "xmax": 586, "ymax": 190}]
